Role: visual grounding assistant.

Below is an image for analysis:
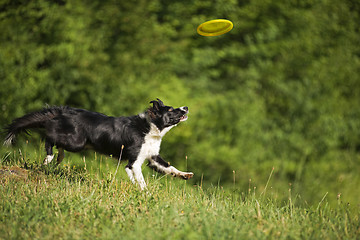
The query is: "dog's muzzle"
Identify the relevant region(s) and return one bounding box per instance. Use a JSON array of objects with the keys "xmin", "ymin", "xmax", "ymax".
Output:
[{"xmin": 179, "ymin": 106, "xmax": 188, "ymax": 122}]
